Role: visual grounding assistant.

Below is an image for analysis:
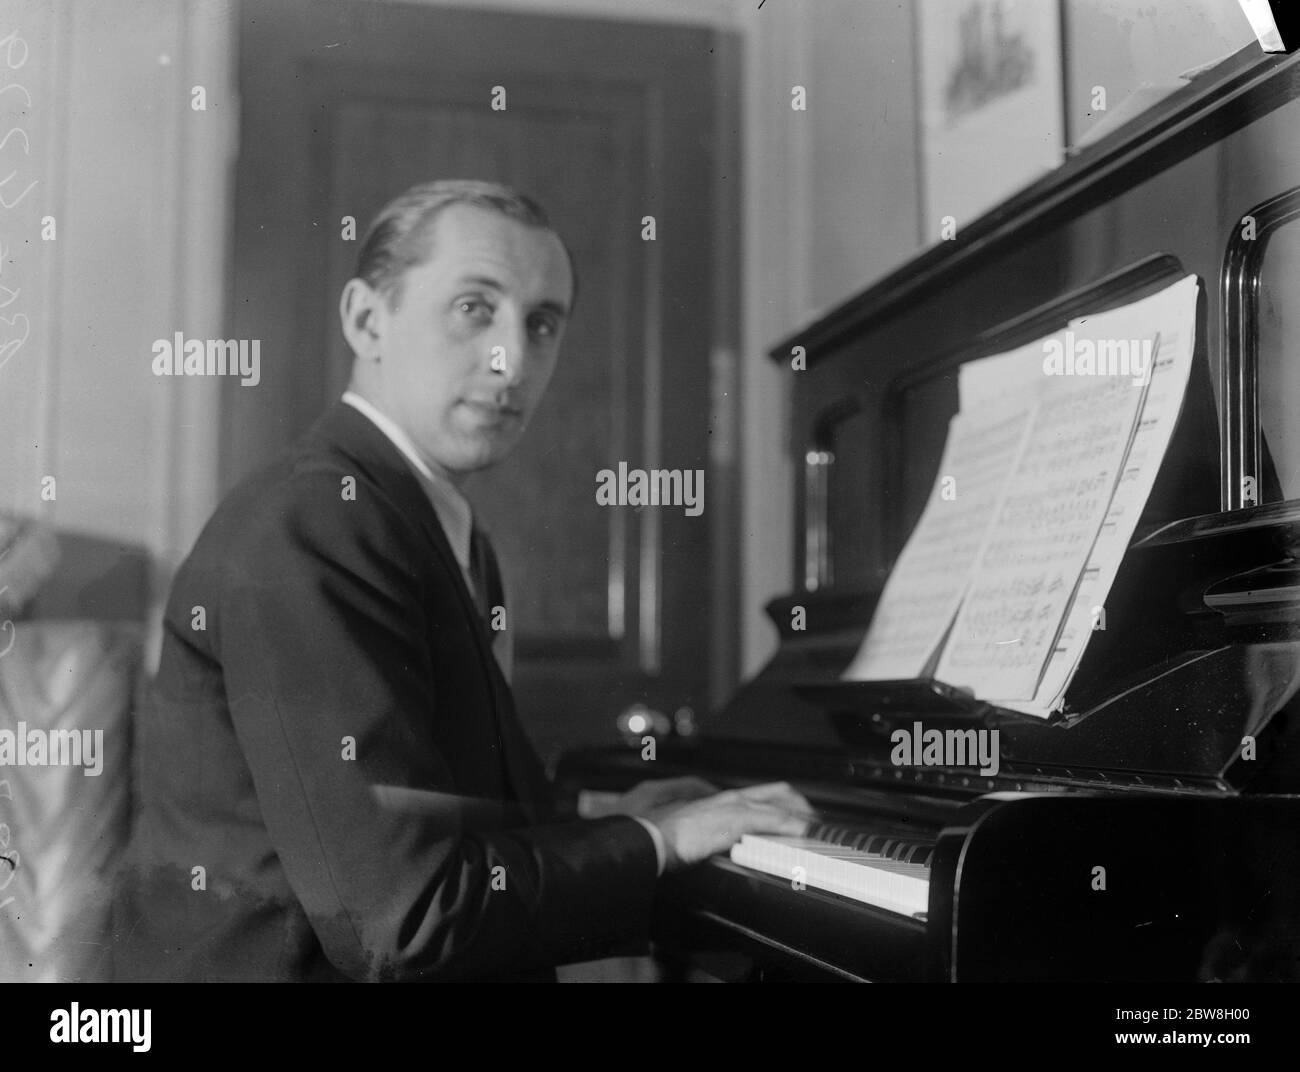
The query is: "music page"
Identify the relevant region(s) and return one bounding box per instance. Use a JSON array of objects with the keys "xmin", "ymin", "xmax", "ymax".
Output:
[
  {"xmin": 843, "ymin": 404, "xmax": 1033, "ymax": 680},
  {"xmin": 934, "ymin": 369, "xmax": 1150, "ymax": 700},
  {"xmin": 1000, "ymin": 274, "xmax": 1200, "ymax": 715}
]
